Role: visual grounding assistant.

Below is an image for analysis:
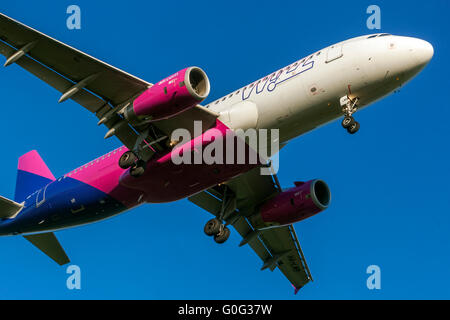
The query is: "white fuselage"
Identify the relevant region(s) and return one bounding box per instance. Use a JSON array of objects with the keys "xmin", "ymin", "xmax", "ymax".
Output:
[{"xmin": 208, "ymin": 34, "xmax": 433, "ymax": 143}]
